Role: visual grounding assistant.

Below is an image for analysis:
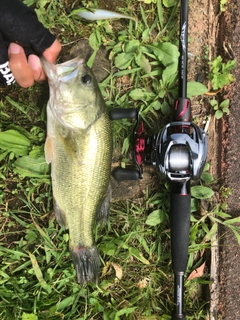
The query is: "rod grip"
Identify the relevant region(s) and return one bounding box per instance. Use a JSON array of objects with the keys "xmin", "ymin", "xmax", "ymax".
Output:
[
  {"xmin": 112, "ymin": 167, "xmax": 140, "ymax": 181},
  {"xmin": 170, "ymin": 193, "xmax": 191, "ymax": 273}
]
